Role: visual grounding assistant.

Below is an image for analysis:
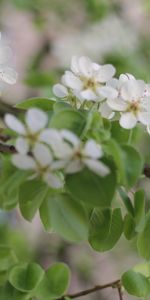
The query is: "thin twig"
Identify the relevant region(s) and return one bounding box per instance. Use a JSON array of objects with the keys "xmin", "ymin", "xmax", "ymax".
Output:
[
  {"xmin": 117, "ymin": 285, "xmax": 123, "ymax": 300},
  {"xmin": 58, "ymin": 279, "xmax": 121, "ymax": 299},
  {"xmin": 0, "ymin": 143, "xmax": 16, "ymax": 154}
]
